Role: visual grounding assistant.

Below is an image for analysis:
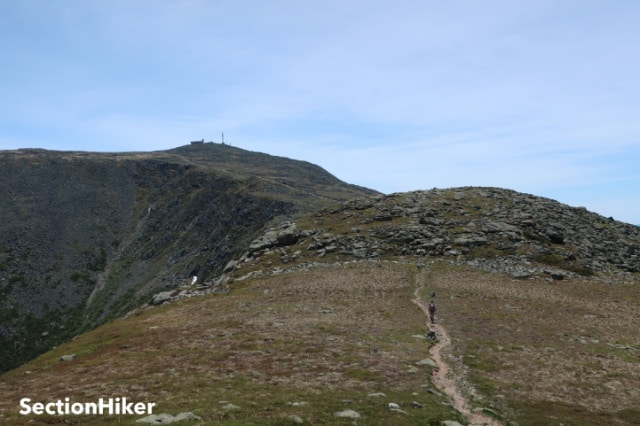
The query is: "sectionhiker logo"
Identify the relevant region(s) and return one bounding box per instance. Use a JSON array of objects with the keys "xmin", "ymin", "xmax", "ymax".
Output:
[{"xmin": 19, "ymin": 397, "xmax": 156, "ymax": 416}]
